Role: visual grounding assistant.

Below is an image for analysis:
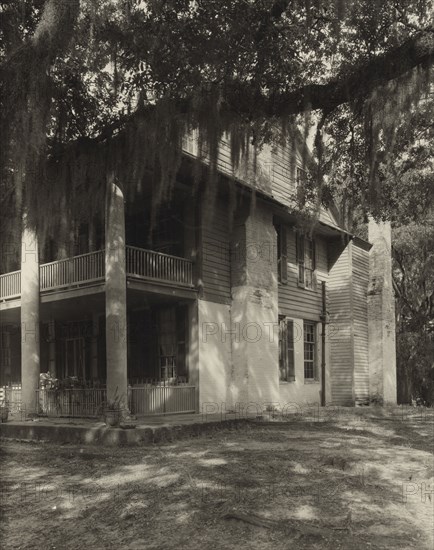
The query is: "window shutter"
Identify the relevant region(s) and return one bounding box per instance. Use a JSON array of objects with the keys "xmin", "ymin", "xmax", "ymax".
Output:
[
  {"xmin": 296, "ymin": 232, "xmax": 305, "ymax": 285},
  {"xmin": 312, "ymin": 239, "xmax": 316, "ymax": 271},
  {"xmin": 280, "ymin": 225, "xmax": 288, "ymax": 284},
  {"xmin": 312, "ymin": 239, "xmax": 318, "ymax": 290},
  {"xmin": 314, "ymin": 324, "xmax": 320, "ymax": 381},
  {"xmin": 286, "ymin": 320, "xmax": 295, "ymax": 381},
  {"xmin": 279, "ymin": 316, "xmax": 287, "ymax": 380}
]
